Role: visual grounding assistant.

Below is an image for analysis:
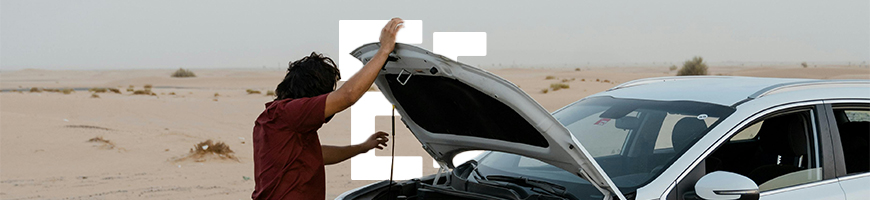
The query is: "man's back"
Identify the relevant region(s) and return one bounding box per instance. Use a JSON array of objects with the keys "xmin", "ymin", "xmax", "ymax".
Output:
[{"xmin": 252, "ymin": 94, "xmax": 329, "ymax": 199}]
